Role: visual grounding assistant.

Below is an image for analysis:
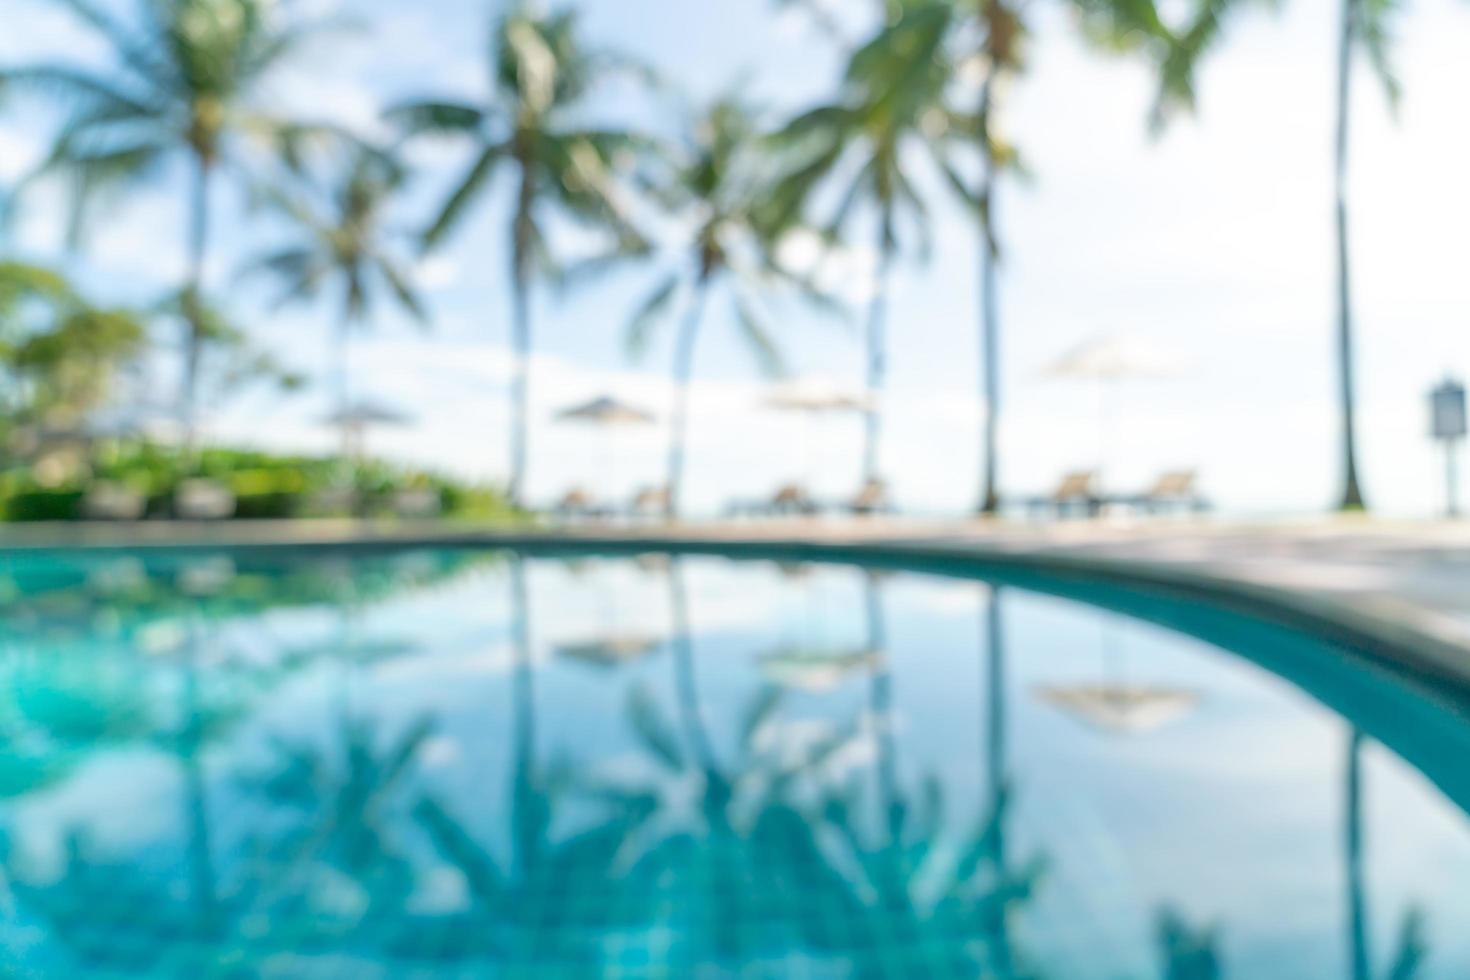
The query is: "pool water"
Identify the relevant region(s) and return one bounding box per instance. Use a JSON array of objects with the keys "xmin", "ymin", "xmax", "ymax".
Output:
[{"xmin": 1, "ymin": 547, "xmax": 1469, "ymax": 978}]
